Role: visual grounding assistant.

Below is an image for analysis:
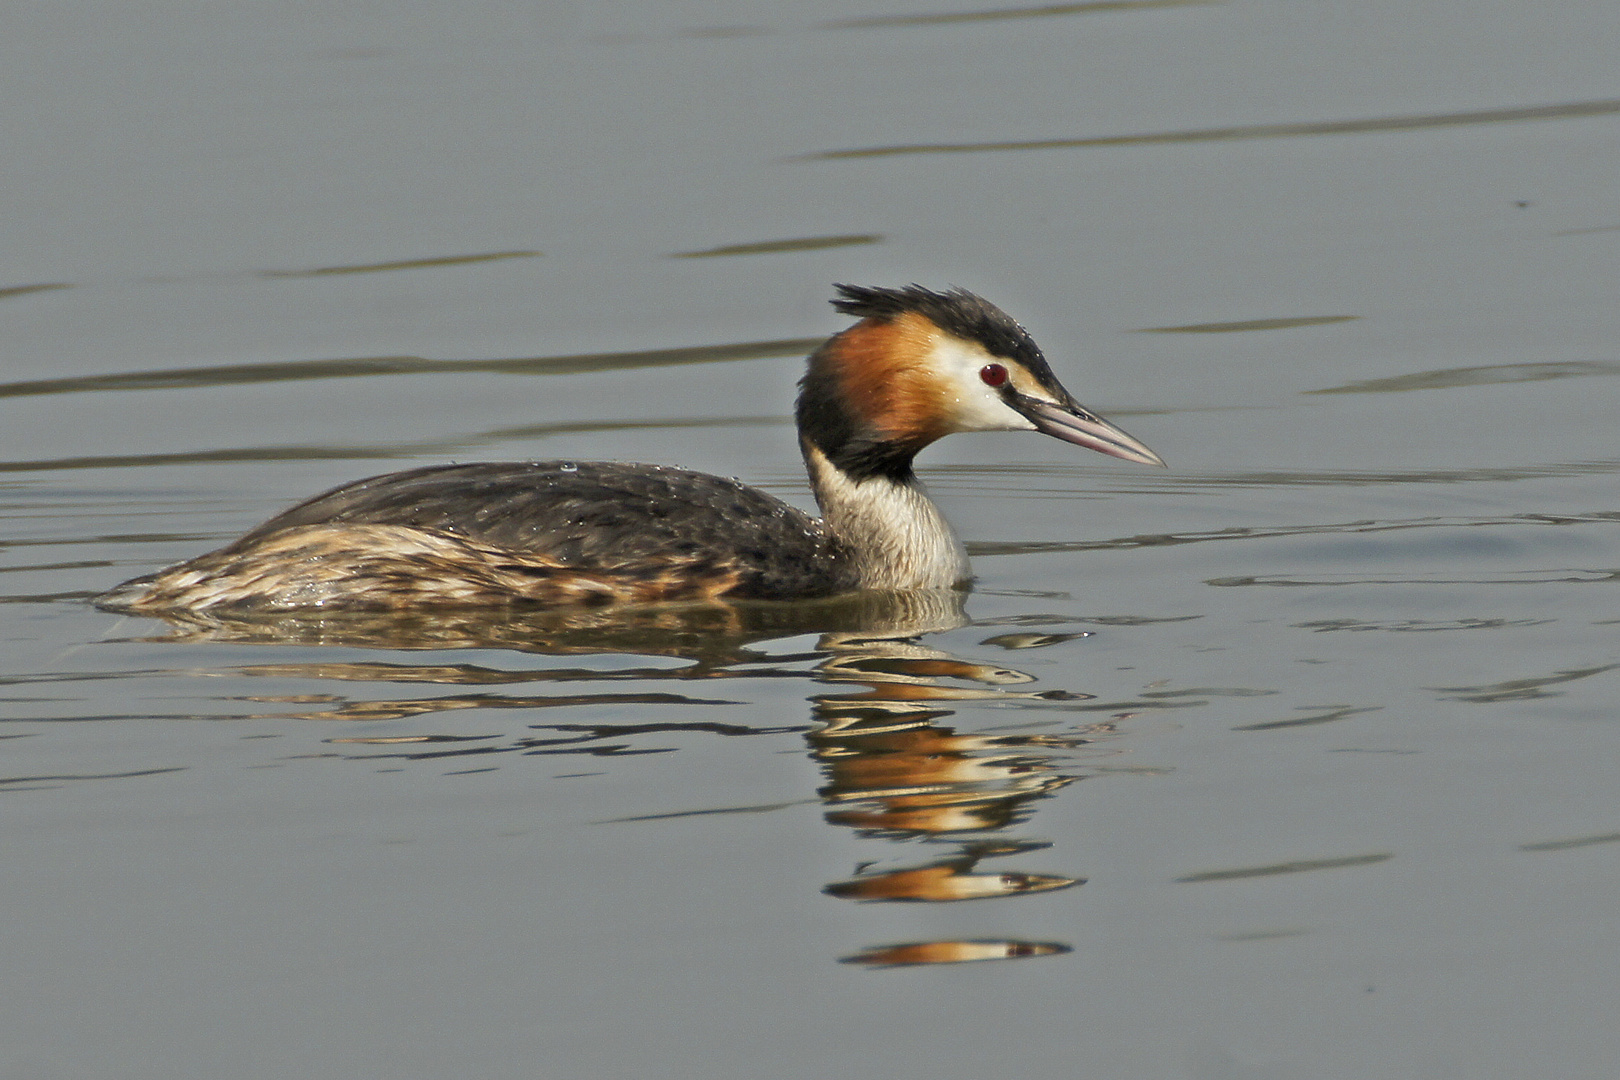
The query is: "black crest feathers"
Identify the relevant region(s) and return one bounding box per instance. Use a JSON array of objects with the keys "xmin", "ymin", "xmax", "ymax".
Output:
[{"xmin": 829, "ymin": 283, "xmax": 1054, "ymax": 380}]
